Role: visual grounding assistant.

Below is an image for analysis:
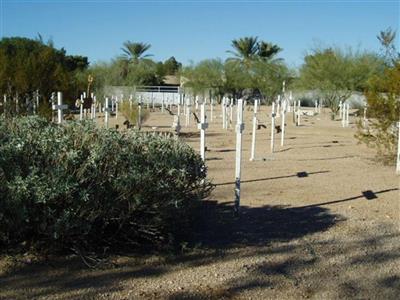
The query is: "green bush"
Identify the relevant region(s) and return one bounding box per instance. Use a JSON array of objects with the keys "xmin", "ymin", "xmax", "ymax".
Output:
[
  {"xmin": 120, "ymin": 101, "xmax": 149, "ymax": 126},
  {"xmin": 0, "ymin": 116, "xmax": 212, "ymax": 253}
]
